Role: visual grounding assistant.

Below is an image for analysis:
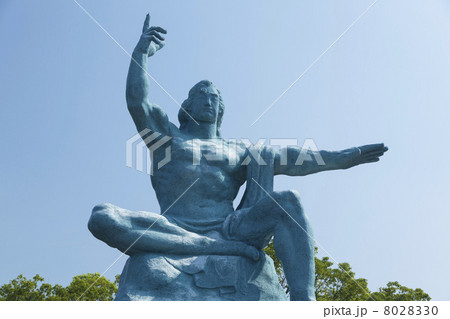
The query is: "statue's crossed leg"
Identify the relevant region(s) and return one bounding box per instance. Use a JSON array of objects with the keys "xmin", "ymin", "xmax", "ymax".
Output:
[
  {"xmin": 89, "ymin": 189, "xmax": 315, "ymax": 301},
  {"xmin": 88, "ymin": 203, "xmax": 260, "ymax": 259}
]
